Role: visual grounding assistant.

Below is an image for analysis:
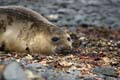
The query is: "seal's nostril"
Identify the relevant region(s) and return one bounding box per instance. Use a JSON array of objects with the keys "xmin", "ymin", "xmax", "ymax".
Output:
[
  {"xmin": 67, "ymin": 37, "xmax": 71, "ymax": 41},
  {"xmin": 66, "ymin": 46, "xmax": 72, "ymax": 50}
]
